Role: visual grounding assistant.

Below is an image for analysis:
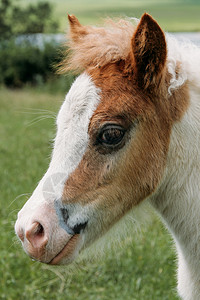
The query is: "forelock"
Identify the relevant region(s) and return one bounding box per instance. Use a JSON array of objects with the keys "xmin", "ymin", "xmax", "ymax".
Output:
[{"xmin": 59, "ymin": 18, "xmax": 138, "ymax": 74}]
